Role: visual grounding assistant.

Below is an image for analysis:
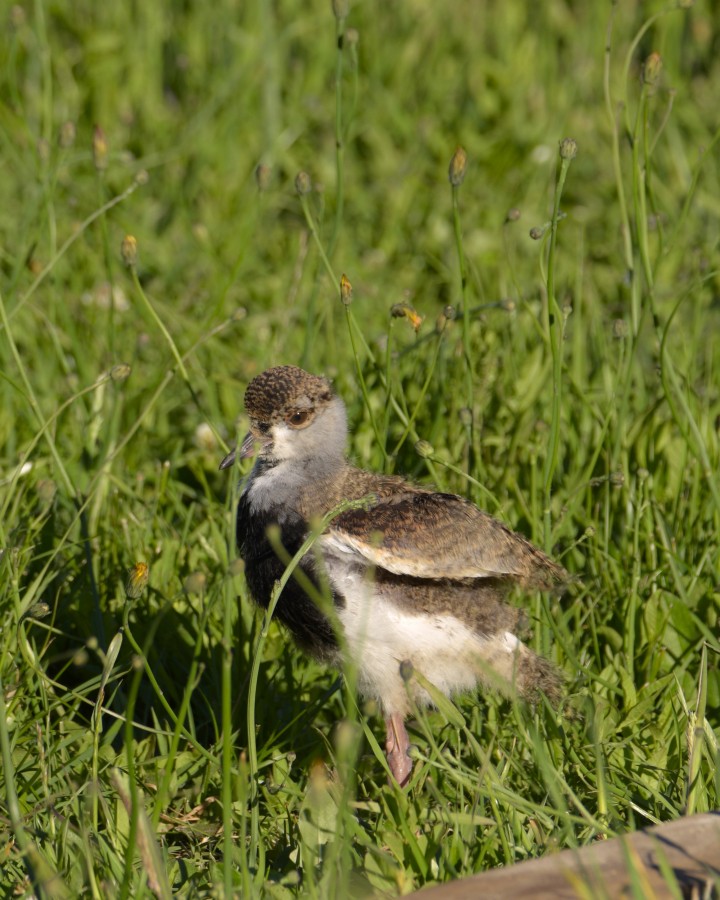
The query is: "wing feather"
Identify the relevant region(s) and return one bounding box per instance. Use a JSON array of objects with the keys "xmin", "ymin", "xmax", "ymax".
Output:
[{"xmin": 324, "ymin": 491, "xmax": 566, "ymax": 588}]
